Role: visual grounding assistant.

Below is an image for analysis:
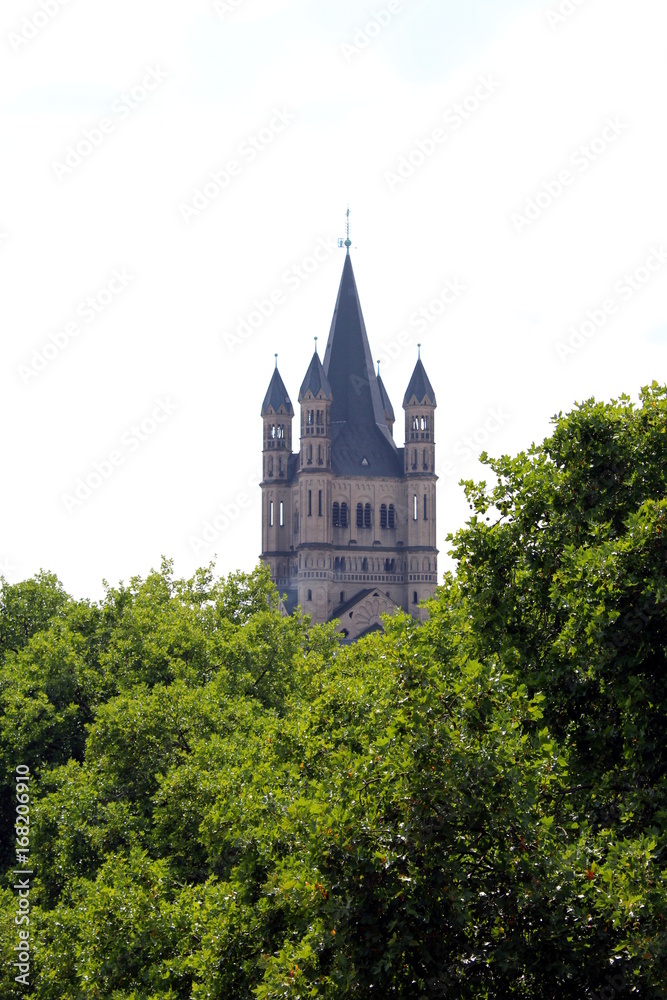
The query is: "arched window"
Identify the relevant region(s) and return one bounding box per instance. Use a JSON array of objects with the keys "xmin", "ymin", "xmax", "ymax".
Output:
[
  {"xmin": 280, "ymin": 501, "xmax": 284, "ymax": 527},
  {"xmin": 413, "ymin": 591, "xmax": 418, "ymax": 604},
  {"xmin": 269, "ymin": 501, "xmax": 274, "ymax": 527},
  {"xmin": 388, "ymin": 504, "xmax": 395, "ymax": 529},
  {"xmin": 412, "ymin": 416, "xmax": 419, "ymax": 431},
  {"xmin": 307, "ymin": 589, "xmax": 312, "ymax": 601},
  {"xmin": 307, "ymin": 444, "xmax": 313, "ymax": 465},
  {"xmin": 380, "ymin": 503, "xmax": 387, "ymax": 529},
  {"xmin": 307, "ymin": 410, "xmax": 314, "ymax": 426},
  {"xmin": 316, "ymin": 409, "xmax": 323, "ymax": 425},
  {"xmin": 332, "ymin": 502, "xmax": 340, "ymax": 527},
  {"xmin": 423, "ymin": 449, "xmax": 428, "ymax": 469},
  {"xmin": 340, "ymin": 502, "xmax": 348, "ymax": 527},
  {"xmin": 356, "ymin": 503, "xmax": 364, "ymax": 527},
  {"xmin": 340, "ymin": 557, "xmax": 346, "ymax": 571},
  {"xmin": 361, "ymin": 558, "xmax": 368, "ymax": 572},
  {"xmin": 412, "ymin": 450, "xmax": 418, "ymax": 470},
  {"xmin": 270, "ymin": 424, "xmax": 276, "ymax": 439},
  {"xmin": 364, "ymin": 503, "xmax": 371, "ymax": 528},
  {"xmin": 424, "ymin": 493, "xmax": 428, "ymax": 520},
  {"xmin": 277, "ymin": 424, "xmax": 285, "ymax": 439},
  {"xmin": 421, "ymin": 416, "xmax": 428, "ymax": 431},
  {"xmin": 340, "ymin": 591, "xmax": 345, "ymax": 603},
  {"xmin": 267, "ymin": 456, "xmax": 274, "ymax": 477},
  {"xmin": 413, "ymin": 494, "xmax": 418, "ymax": 520}
]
